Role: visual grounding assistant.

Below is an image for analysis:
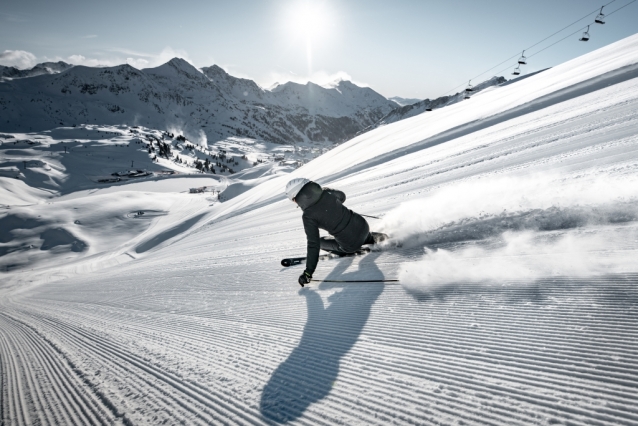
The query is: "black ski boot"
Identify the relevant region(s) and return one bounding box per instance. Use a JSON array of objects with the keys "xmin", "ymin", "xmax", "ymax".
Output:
[{"xmin": 371, "ymin": 232, "xmax": 389, "ymax": 244}]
